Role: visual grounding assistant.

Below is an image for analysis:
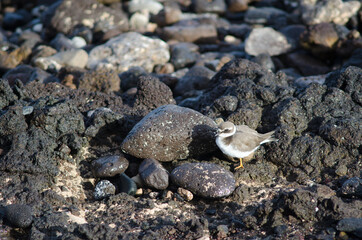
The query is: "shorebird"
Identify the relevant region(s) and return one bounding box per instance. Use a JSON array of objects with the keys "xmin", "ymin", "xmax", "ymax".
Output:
[{"xmin": 216, "ymin": 121, "xmax": 277, "ymax": 169}]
